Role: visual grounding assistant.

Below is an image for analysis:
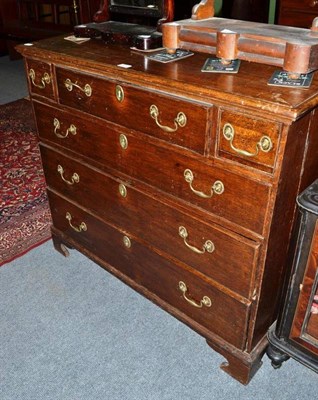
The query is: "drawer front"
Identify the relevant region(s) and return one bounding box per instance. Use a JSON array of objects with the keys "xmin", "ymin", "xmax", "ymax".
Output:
[
  {"xmin": 35, "ymin": 102, "xmax": 270, "ymax": 235},
  {"xmin": 41, "ymin": 146, "xmax": 260, "ymax": 299},
  {"xmin": 138, "ymin": 251, "xmax": 249, "ymax": 350},
  {"xmin": 26, "ymin": 59, "xmax": 55, "ymax": 100},
  {"xmin": 47, "ymin": 190, "xmax": 249, "ymax": 350},
  {"xmin": 48, "ymin": 190, "xmax": 138, "ymax": 281},
  {"xmin": 217, "ymin": 109, "xmax": 280, "ymax": 172},
  {"xmin": 55, "ymin": 67, "xmax": 211, "ymax": 154}
]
